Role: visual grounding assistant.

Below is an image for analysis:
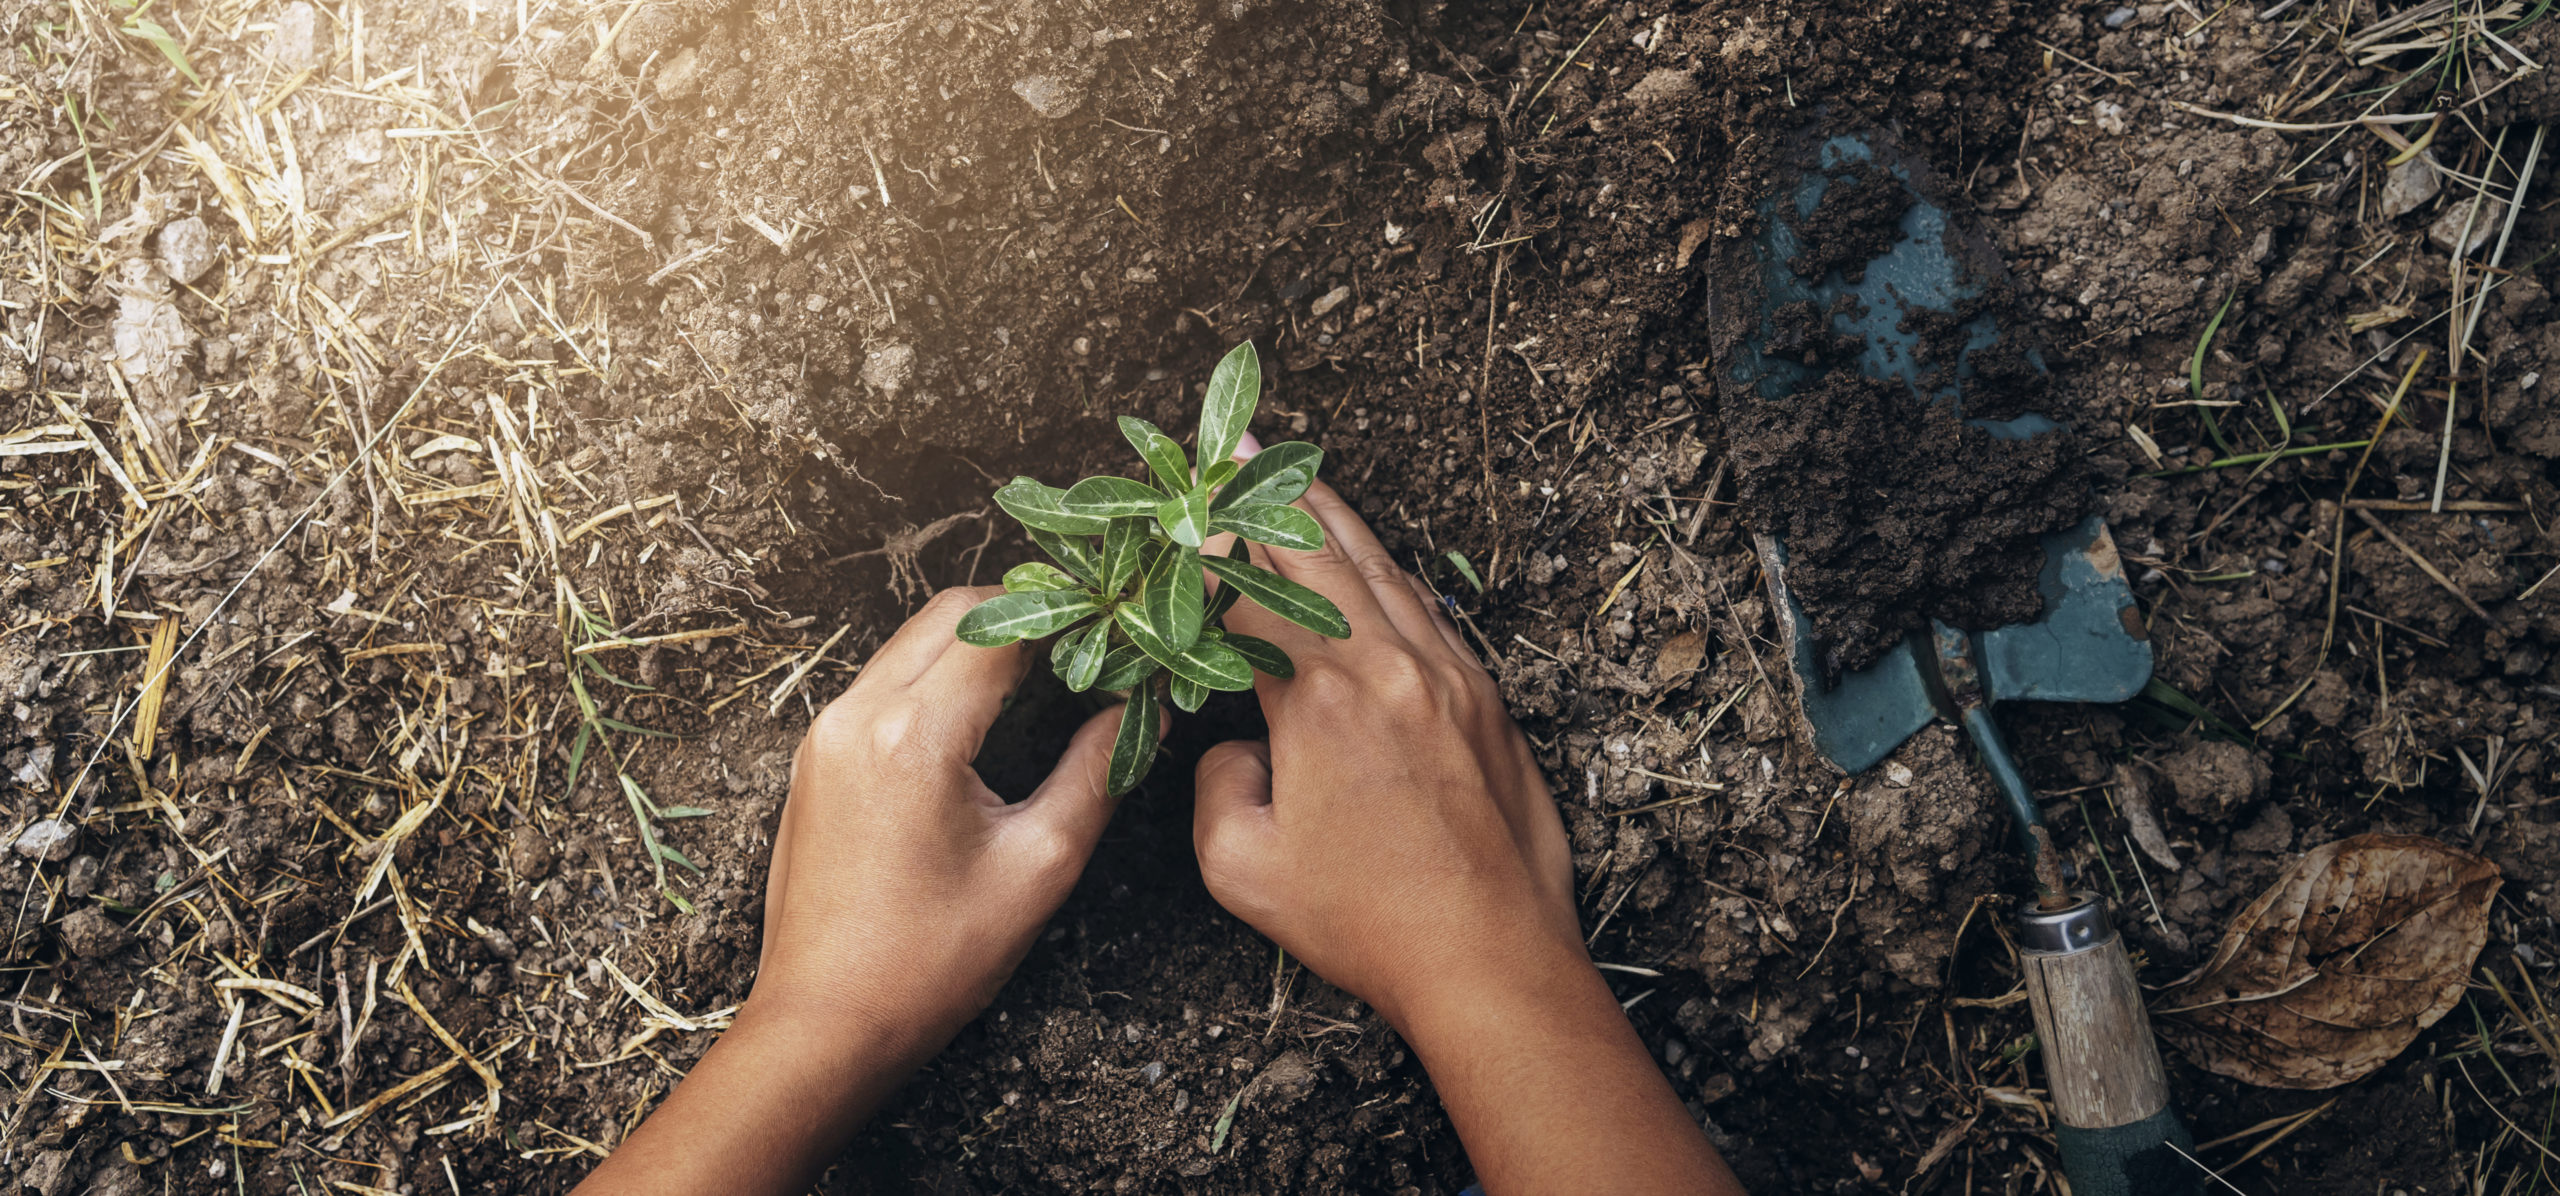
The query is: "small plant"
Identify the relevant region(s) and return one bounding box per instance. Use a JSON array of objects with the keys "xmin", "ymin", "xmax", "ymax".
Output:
[
  {"xmin": 957, "ymin": 342, "xmax": 1347, "ymax": 794},
  {"xmin": 559, "ymin": 580, "xmax": 706, "ymax": 912}
]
